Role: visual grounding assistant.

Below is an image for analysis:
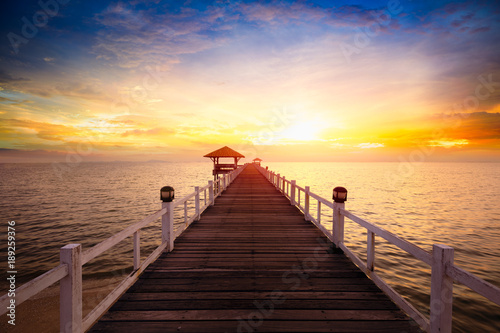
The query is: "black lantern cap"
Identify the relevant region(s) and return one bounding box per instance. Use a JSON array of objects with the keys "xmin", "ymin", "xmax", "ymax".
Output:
[
  {"xmin": 160, "ymin": 186, "xmax": 175, "ymax": 202},
  {"xmin": 332, "ymin": 186, "xmax": 348, "ymax": 203}
]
